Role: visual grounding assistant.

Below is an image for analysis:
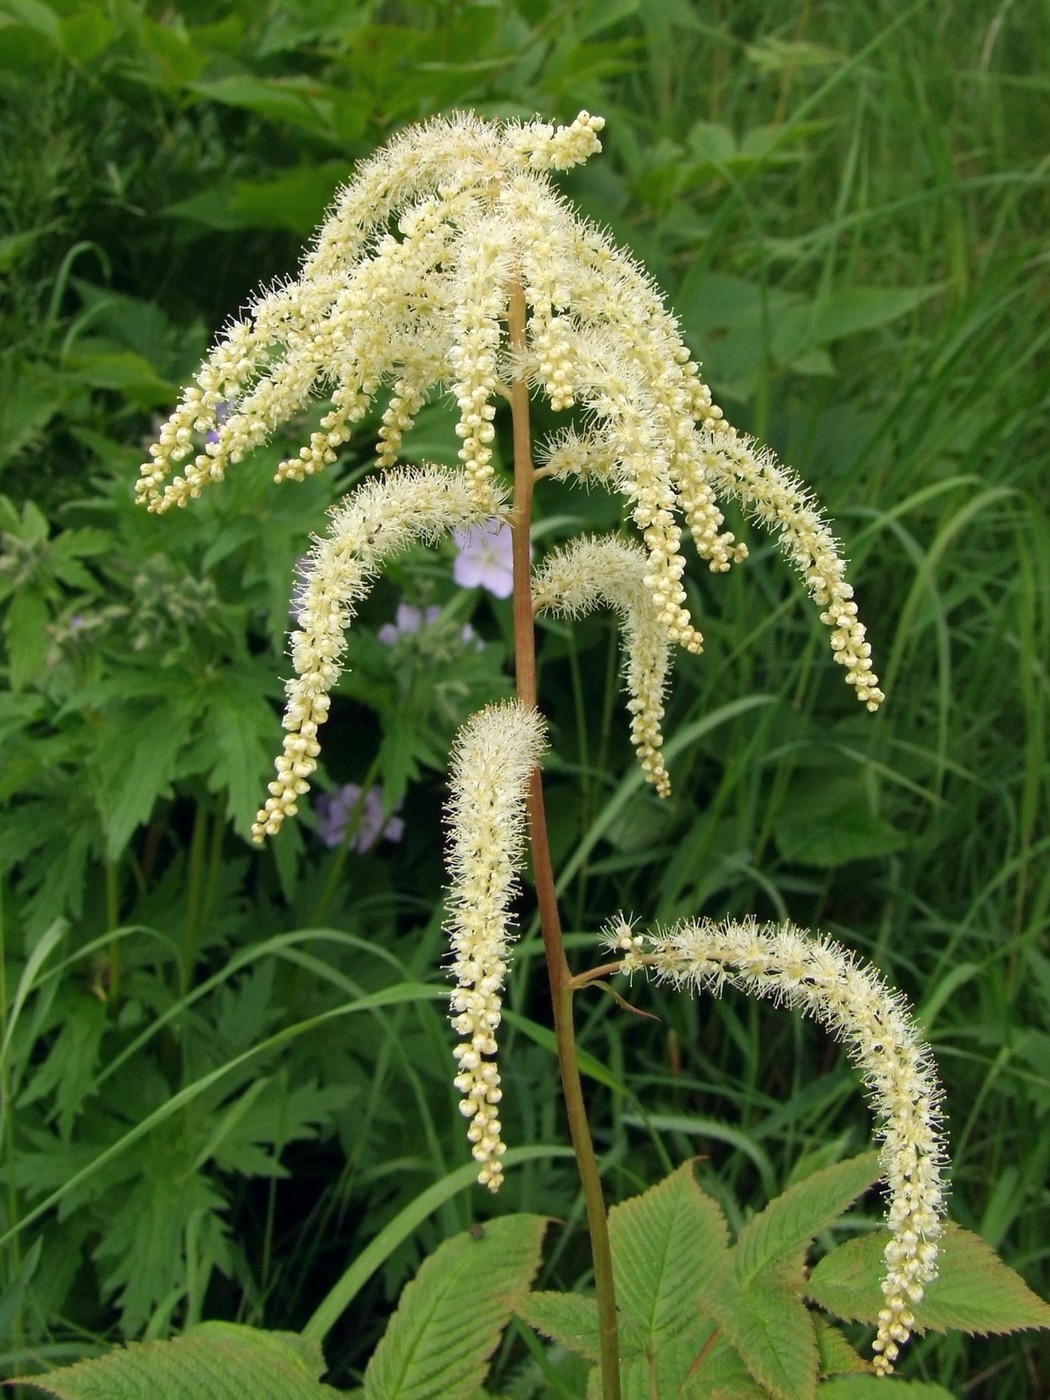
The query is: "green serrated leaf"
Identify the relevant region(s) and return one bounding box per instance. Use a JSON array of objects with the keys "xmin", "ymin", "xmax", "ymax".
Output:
[
  {"xmin": 818, "ymin": 1379, "xmax": 956, "ymax": 1399},
  {"xmin": 615, "ymin": 1320, "xmax": 757, "ymax": 1399},
  {"xmin": 687, "ymin": 120, "xmax": 737, "ymax": 165},
  {"xmin": 813, "ymin": 1316, "xmax": 870, "ymax": 1378},
  {"xmin": 773, "ymin": 775, "xmax": 905, "ymax": 867},
  {"xmin": 203, "ymin": 1076, "xmax": 344, "ymax": 1178},
  {"xmin": 4, "ymin": 589, "xmax": 51, "ymax": 691},
  {"xmin": 0, "ymin": 364, "xmax": 60, "ymax": 465},
  {"xmin": 11, "ymin": 1322, "xmax": 340, "ymax": 1399},
  {"xmin": 17, "ymin": 988, "xmax": 107, "ymax": 1136},
  {"xmin": 187, "ymin": 75, "xmax": 335, "ymax": 134},
  {"xmin": 91, "ymin": 1136, "xmax": 231, "ymax": 1332},
  {"xmin": 805, "ymin": 1231, "xmax": 888, "ymax": 1325},
  {"xmin": 0, "ymin": 1236, "xmax": 42, "ymax": 1343},
  {"xmin": 700, "ymin": 1265, "xmax": 819, "ymax": 1400},
  {"xmin": 363, "ymin": 1215, "xmax": 548, "ymax": 1400},
  {"xmin": 733, "ymin": 1152, "xmax": 882, "ymax": 1286},
  {"xmin": 56, "ymin": 7, "xmax": 114, "ymax": 63},
  {"xmin": 186, "ymin": 665, "xmax": 282, "ymax": 837},
  {"xmin": 3, "ymin": 0, "xmax": 60, "ymax": 37},
  {"xmin": 807, "ymin": 284, "xmax": 942, "ymax": 346},
  {"xmin": 167, "ymin": 163, "xmax": 346, "ymax": 237},
  {"xmin": 609, "ymin": 1160, "xmax": 730, "ymax": 1348},
  {"xmin": 807, "ymin": 1222, "xmax": 1050, "ymax": 1338},
  {"xmin": 88, "ymin": 700, "xmax": 193, "ymax": 860},
  {"xmin": 515, "ymin": 1291, "xmax": 649, "ymax": 1364},
  {"xmin": 682, "ymin": 1343, "xmax": 772, "ymax": 1399},
  {"xmin": 63, "ymin": 341, "xmax": 174, "ymax": 396},
  {"xmin": 516, "ymin": 1291, "xmax": 600, "ymax": 1363}
]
